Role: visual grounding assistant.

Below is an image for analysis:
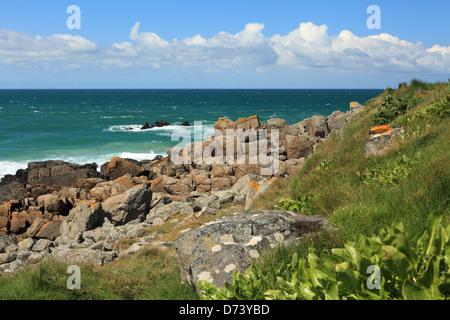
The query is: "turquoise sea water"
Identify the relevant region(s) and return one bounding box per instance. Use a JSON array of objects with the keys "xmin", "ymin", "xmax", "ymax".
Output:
[{"xmin": 0, "ymin": 89, "xmax": 382, "ymax": 178}]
